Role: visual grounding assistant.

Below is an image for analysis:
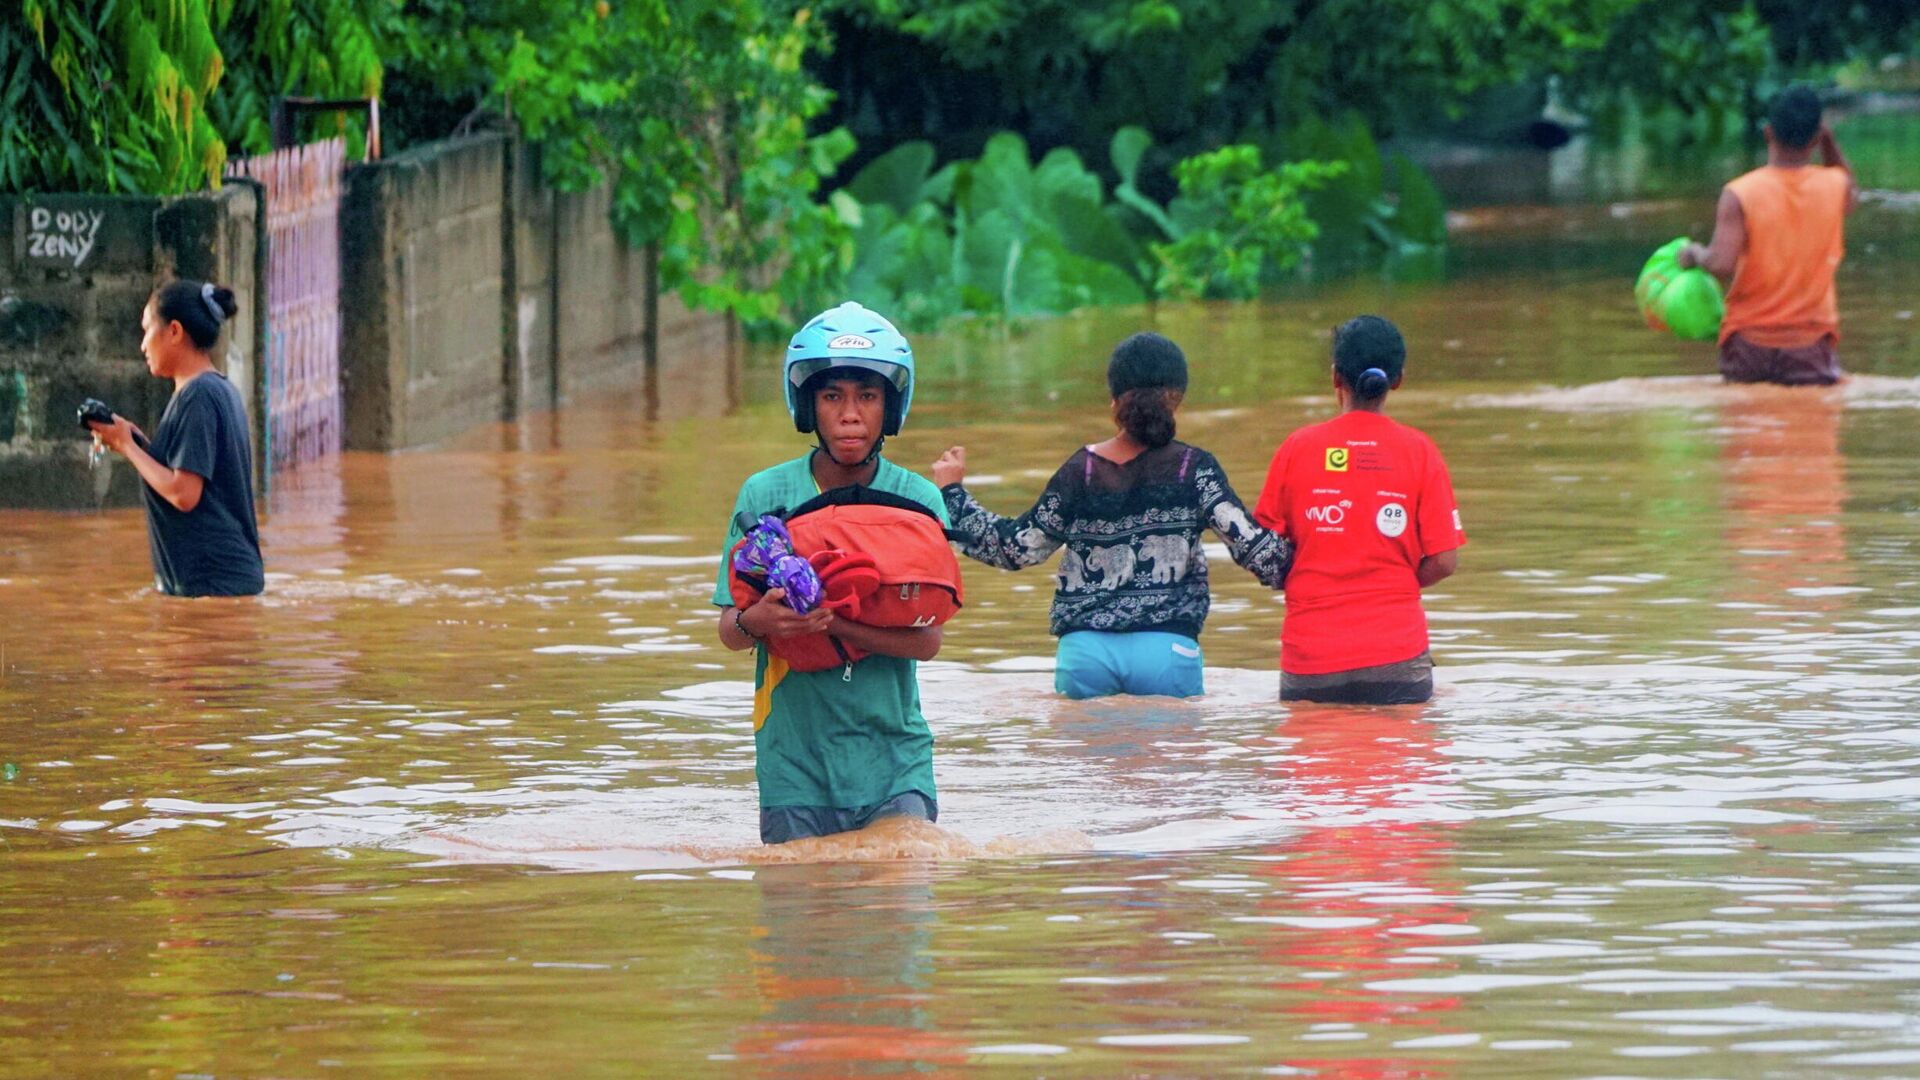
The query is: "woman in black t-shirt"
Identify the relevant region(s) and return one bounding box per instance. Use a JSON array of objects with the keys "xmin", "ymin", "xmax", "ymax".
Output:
[
  {"xmin": 86, "ymin": 279, "xmax": 264, "ymax": 597},
  {"xmin": 932, "ymin": 333, "xmax": 1291, "ymax": 699}
]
